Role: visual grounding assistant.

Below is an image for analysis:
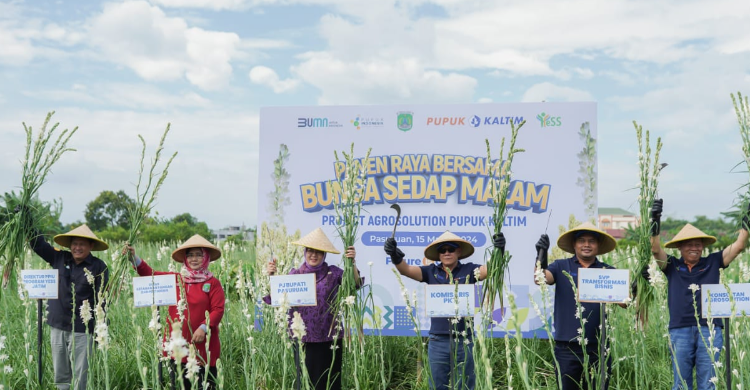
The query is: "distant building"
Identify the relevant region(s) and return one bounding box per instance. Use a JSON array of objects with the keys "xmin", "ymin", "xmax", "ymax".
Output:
[
  {"xmin": 212, "ymin": 225, "xmax": 255, "ymax": 242},
  {"xmin": 598, "ymin": 207, "xmax": 640, "ymax": 240}
]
